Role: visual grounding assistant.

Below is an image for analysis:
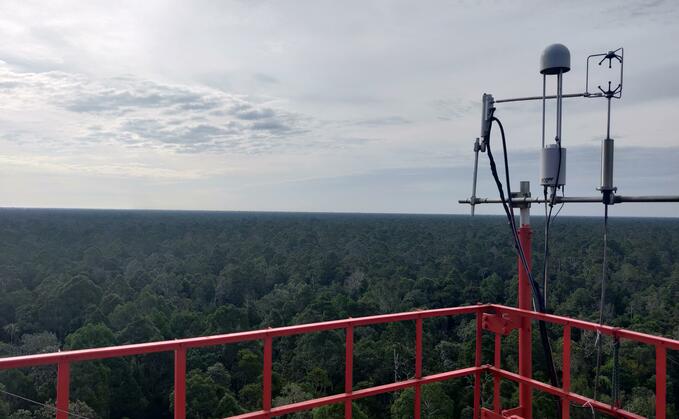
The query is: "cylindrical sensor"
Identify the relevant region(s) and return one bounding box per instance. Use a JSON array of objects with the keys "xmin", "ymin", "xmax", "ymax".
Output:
[
  {"xmin": 600, "ymin": 138, "xmax": 614, "ymax": 191},
  {"xmin": 540, "ymin": 144, "xmax": 567, "ymax": 187}
]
